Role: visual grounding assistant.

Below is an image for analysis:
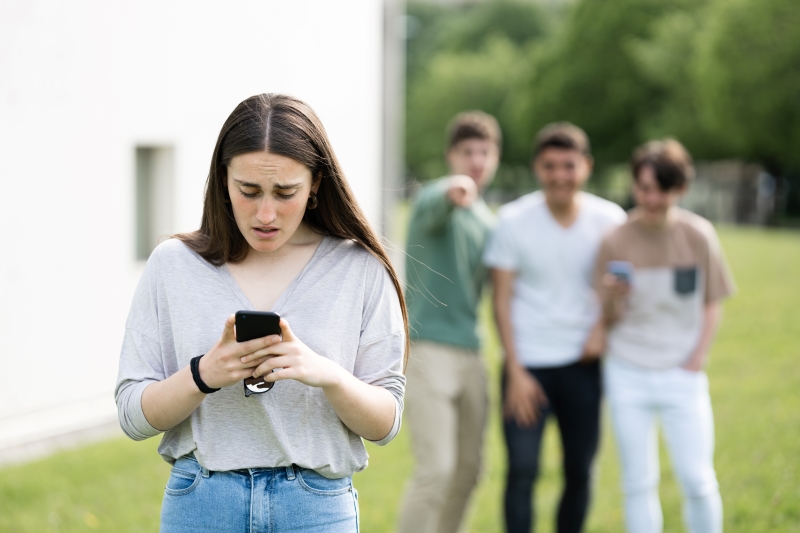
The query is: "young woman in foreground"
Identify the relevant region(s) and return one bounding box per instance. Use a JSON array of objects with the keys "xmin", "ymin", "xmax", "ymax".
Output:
[{"xmin": 115, "ymin": 94, "xmax": 408, "ymax": 532}]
